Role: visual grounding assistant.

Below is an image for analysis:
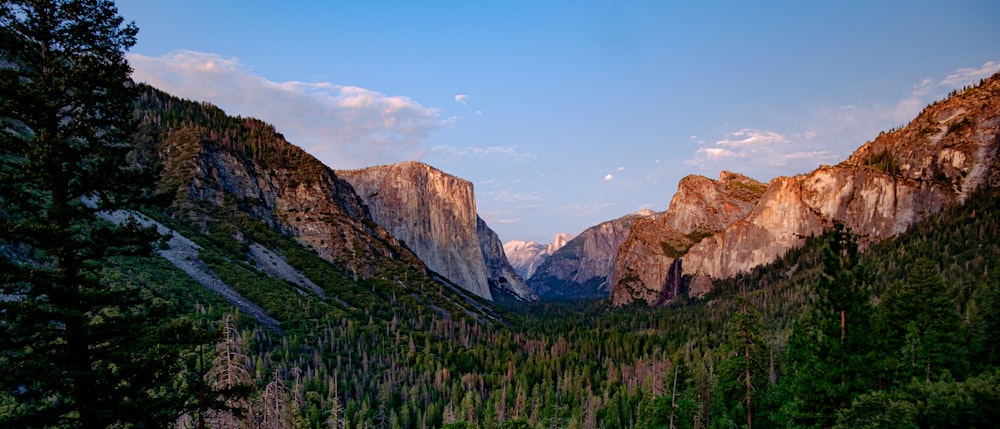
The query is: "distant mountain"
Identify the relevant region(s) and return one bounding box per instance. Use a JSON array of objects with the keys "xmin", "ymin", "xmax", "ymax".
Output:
[
  {"xmin": 503, "ymin": 233, "xmax": 573, "ymax": 279},
  {"xmin": 527, "ymin": 211, "xmax": 653, "ymax": 299},
  {"xmin": 338, "ymin": 162, "xmax": 535, "ymax": 301},
  {"xmin": 608, "ymin": 71, "xmax": 1000, "ymax": 305}
]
